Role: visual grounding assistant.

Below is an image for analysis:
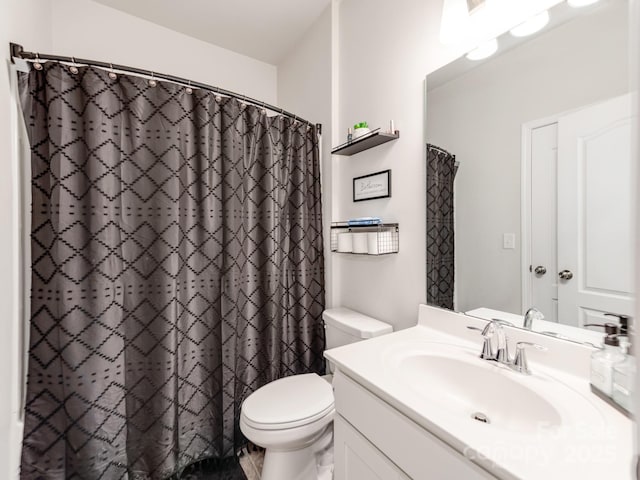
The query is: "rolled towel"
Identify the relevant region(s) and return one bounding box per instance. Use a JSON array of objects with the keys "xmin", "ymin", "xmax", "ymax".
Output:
[
  {"xmin": 337, "ymin": 233, "xmax": 353, "ymax": 253},
  {"xmin": 352, "ymin": 232, "xmax": 368, "ymax": 253}
]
